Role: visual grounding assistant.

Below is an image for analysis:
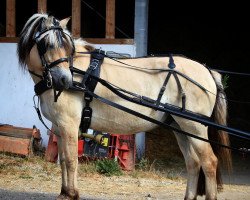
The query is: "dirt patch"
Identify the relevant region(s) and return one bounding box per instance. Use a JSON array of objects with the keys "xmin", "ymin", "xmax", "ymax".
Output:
[{"xmin": 0, "ymin": 153, "xmax": 249, "ymax": 200}]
